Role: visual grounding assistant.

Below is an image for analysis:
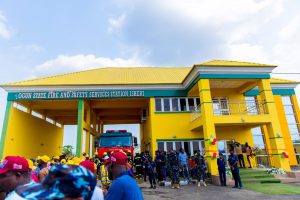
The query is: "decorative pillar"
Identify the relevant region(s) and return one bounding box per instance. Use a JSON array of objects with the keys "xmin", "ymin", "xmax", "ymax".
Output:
[
  {"xmin": 258, "ymin": 79, "xmax": 290, "ymax": 171},
  {"xmin": 0, "ymin": 101, "xmax": 13, "ymax": 159},
  {"xmin": 197, "ymin": 79, "xmax": 218, "ymax": 175},
  {"xmin": 76, "ymin": 100, "xmax": 84, "ymax": 157}
]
